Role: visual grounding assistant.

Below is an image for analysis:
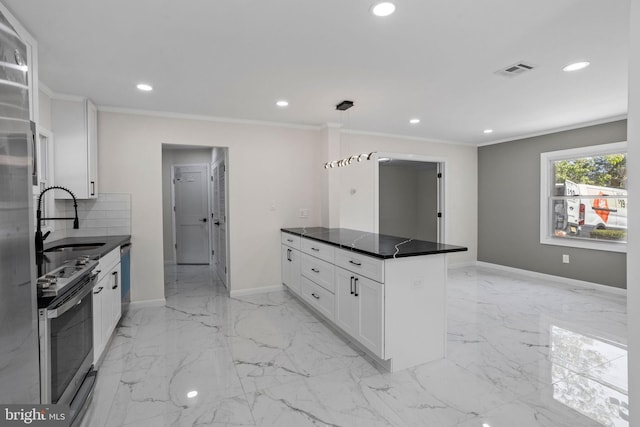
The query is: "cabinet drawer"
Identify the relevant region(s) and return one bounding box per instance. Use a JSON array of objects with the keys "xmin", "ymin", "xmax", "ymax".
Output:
[
  {"xmin": 97, "ymin": 247, "xmax": 120, "ymax": 281},
  {"xmin": 301, "ymin": 276, "xmax": 334, "ymax": 321},
  {"xmin": 301, "ymin": 238, "xmax": 335, "ymax": 263},
  {"xmin": 335, "ymin": 248, "xmax": 384, "ymax": 283},
  {"xmin": 301, "ymin": 253, "xmax": 335, "ymax": 293},
  {"xmin": 281, "ymin": 232, "xmax": 301, "ymax": 249}
]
